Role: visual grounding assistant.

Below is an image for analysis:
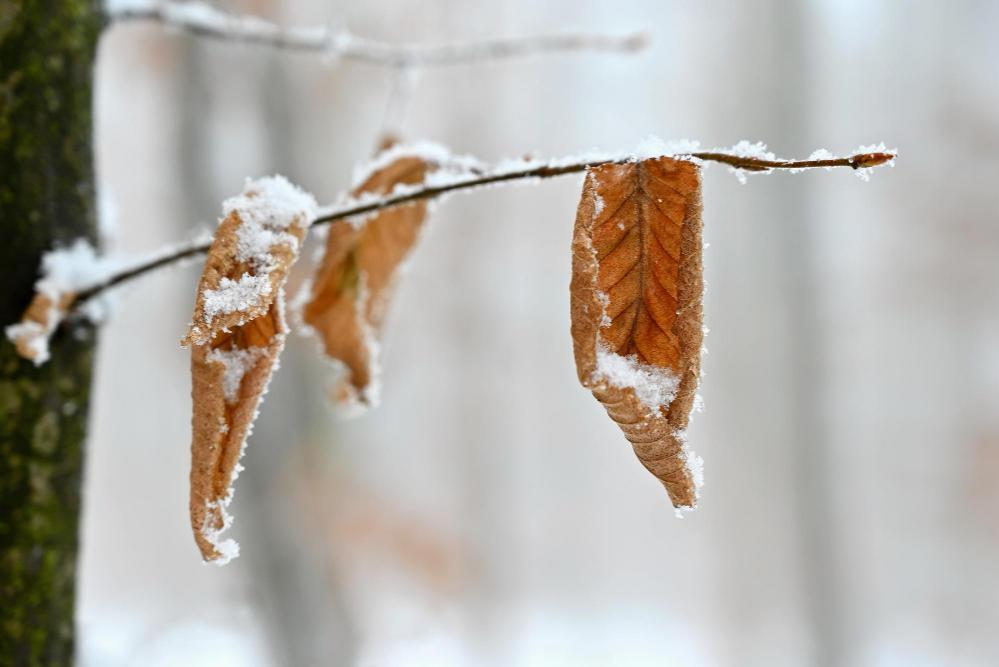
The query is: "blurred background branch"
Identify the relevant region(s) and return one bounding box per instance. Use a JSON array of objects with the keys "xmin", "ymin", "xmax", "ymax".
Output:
[{"xmin": 106, "ymin": 1, "xmax": 647, "ymax": 66}]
